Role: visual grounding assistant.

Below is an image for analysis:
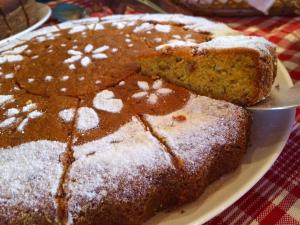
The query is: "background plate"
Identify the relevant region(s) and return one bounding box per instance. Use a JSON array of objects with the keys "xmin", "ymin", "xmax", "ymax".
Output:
[
  {"xmin": 145, "ymin": 60, "xmax": 295, "ymax": 225},
  {"xmin": 0, "ymin": 3, "xmax": 51, "ymax": 46}
]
